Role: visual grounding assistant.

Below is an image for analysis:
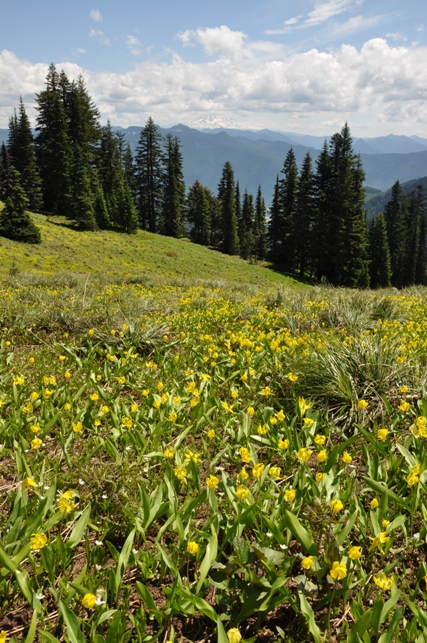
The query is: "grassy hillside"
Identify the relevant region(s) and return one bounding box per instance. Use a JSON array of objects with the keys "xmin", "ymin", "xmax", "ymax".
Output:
[{"xmin": 0, "ymin": 212, "xmax": 299, "ymax": 288}]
